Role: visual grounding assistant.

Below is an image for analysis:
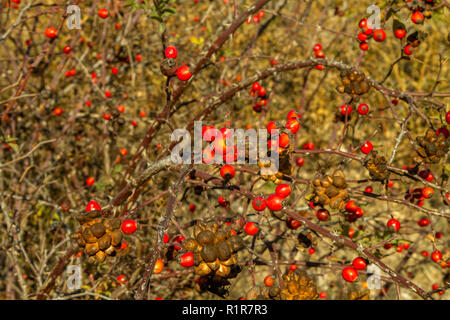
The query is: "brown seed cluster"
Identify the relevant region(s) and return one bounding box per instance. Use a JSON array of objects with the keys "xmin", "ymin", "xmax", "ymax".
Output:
[
  {"xmin": 310, "ymin": 170, "xmax": 348, "ymax": 210},
  {"xmin": 280, "ymin": 269, "xmax": 319, "ymax": 300},
  {"xmin": 258, "ymin": 148, "xmax": 293, "ymax": 184},
  {"xmin": 72, "ymin": 210, "xmax": 124, "ymax": 264},
  {"xmin": 365, "ymin": 151, "xmax": 388, "ymax": 181},
  {"xmin": 336, "ymin": 69, "xmax": 370, "ymax": 97},
  {"xmin": 414, "ymin": 129, "xmax": 449, "ymax": 164},
  {"xmin": 184, "ymin": 222, "xmax": 243, "ymax": 278}
]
